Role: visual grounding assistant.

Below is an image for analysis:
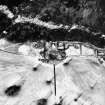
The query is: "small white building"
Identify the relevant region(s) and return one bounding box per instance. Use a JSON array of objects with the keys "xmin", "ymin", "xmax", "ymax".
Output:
[
  {"xmin": 18, "ymin": 44, "xmax": 31, "ymax": 55},
  {"xmin": 65, "ymin": 45, "xmax": 80, "ymax": 56},
  {"xmin": 0, "ymin": 39, "xmax": 9, "ymax": 48},
  {"xmin": 82, "ymin": 45, "xmax": 95, "ymax": 56}
]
